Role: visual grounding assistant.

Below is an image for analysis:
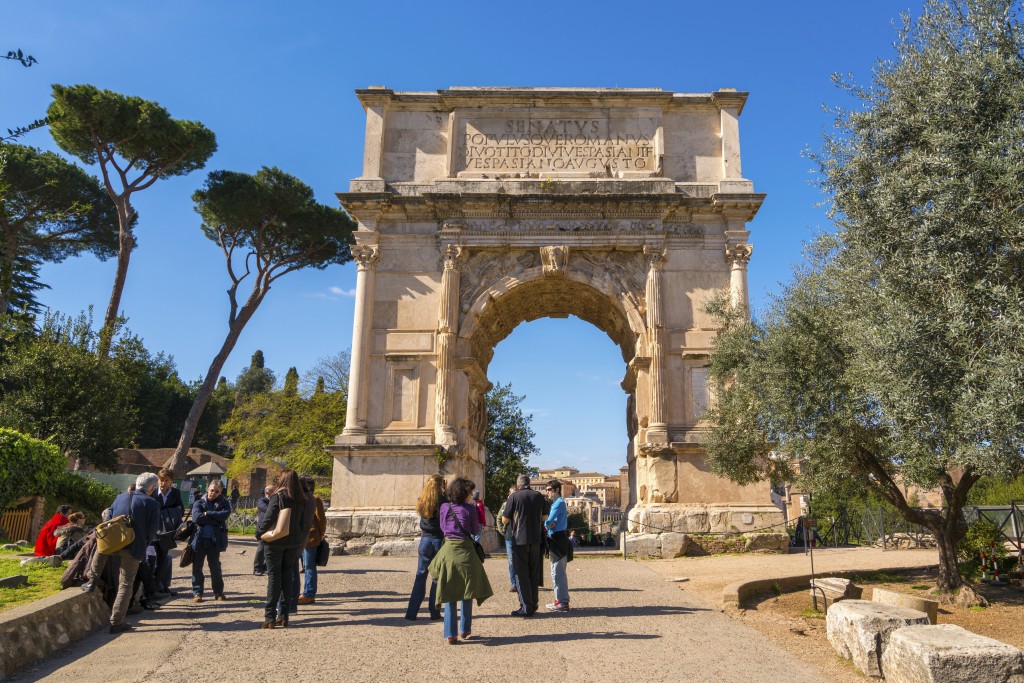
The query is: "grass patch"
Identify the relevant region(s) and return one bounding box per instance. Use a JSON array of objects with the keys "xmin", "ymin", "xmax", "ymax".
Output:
[
  {"xmin": 969, "ymin": 605, "xmax": 987, "ymax": 611},
  {"xmin": 801, "ymin": 608, "xmax": 826, "ymax": 620},
  {"xmin": 911, "ymin": 584, "xmax": 931, "ymax": 590},
  {"xmin": 772, "ymin": 581, "xmax": 783, "ymax": 596},
  {"xmin": 0, "ymin": 544, "xmax": 34, "ymax": 554},
  {"xmin": 0, "ymin": 558, "xmax": 66, "ymax": 613}
]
